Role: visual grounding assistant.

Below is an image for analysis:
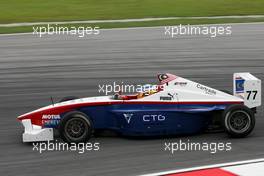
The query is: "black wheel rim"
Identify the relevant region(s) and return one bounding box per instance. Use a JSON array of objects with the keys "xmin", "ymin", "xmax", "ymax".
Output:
[
  {"xmin": 65, "ymin": 118, "xmax": 87, "ymax": 140},
  {"xmin": 228, "ymin": 110, "xmax": 251, "ymax": 133}
]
